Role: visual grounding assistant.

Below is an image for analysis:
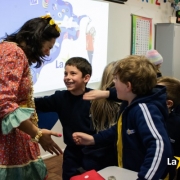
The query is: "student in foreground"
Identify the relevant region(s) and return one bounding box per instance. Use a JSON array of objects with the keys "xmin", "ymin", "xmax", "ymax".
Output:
[
  {"xmin": 73, "ymin": 55, "xmax": 172, "ymax": 180},
  {"xmin": 35, "ymin": 57, "xmax": 96, "ymax": 180}
]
